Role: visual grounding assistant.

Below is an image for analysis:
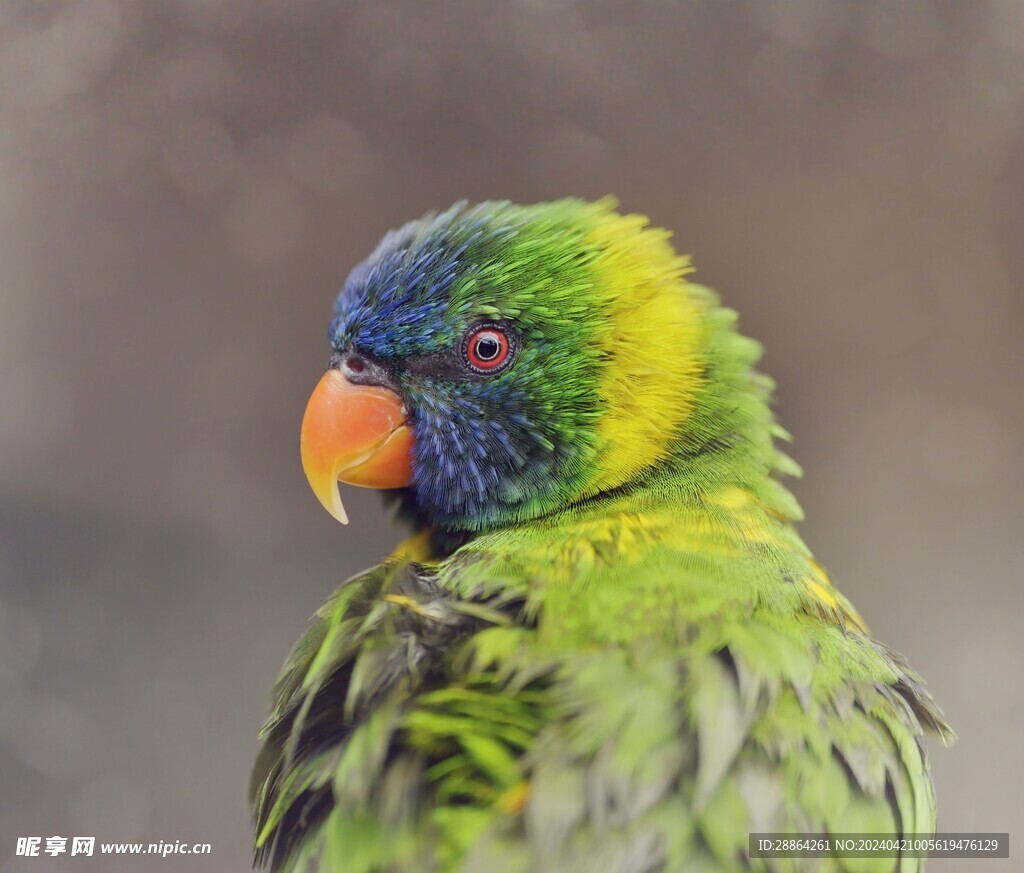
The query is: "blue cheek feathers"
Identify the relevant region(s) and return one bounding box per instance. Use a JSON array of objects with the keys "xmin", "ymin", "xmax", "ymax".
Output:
[{"xmin": 404, "ymin": 380, "xmax": 564, "ymax": 530}]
